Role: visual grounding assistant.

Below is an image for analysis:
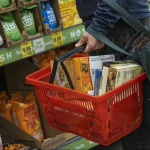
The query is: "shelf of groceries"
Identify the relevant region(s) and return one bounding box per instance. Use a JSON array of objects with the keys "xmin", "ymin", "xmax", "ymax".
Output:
[{"xmin": 0, "ymin": 0, "xmax": 85, "ymax": 67}]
